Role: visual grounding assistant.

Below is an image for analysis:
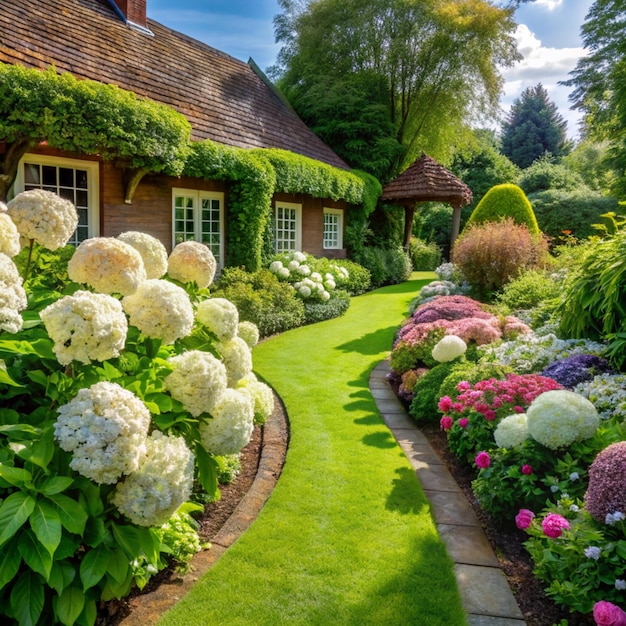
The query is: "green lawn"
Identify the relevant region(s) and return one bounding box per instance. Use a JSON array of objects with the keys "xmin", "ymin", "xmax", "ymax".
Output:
[{"xmin": 158, "ymin": 273, "xmax": 467, "ymax": 626}]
